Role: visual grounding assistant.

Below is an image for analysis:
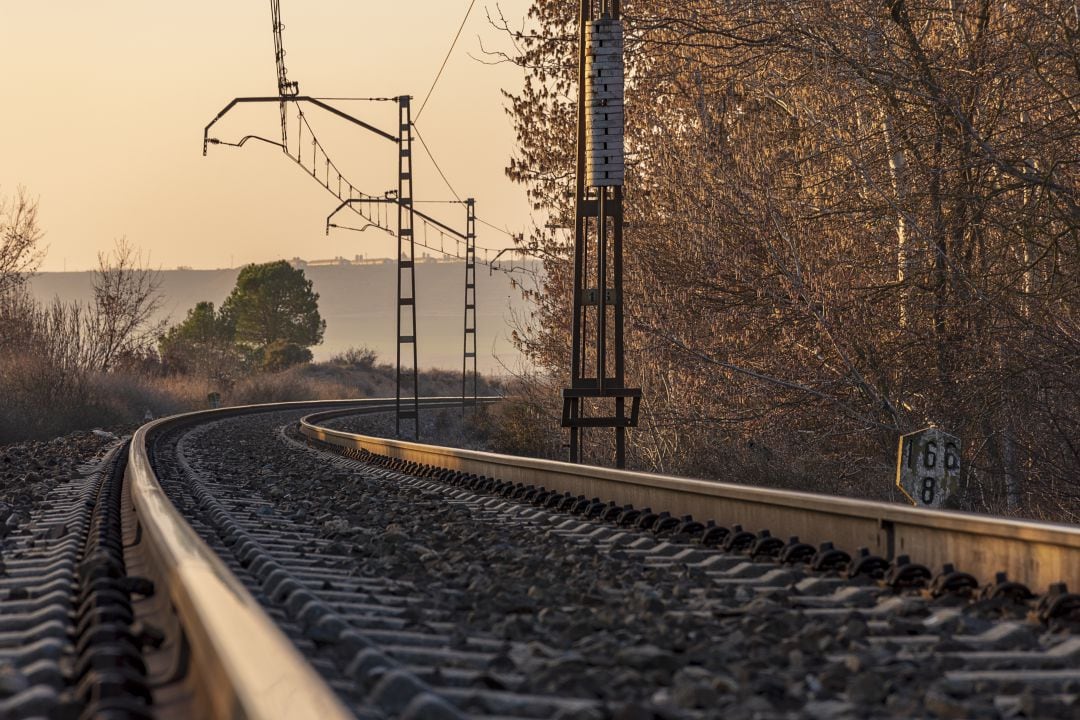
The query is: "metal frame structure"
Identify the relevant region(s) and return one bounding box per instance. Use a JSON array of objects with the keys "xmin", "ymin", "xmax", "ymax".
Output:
[
  {"xmin": 327, "ymin": 196, "xmax": 479, "ymax": 418},
  {"xmin": 395, "ymin": 97, "xmax": 420, "ymax": 438},
  {"xmin": 203, "ymin": 96, "xmax": 397, "ymax": 156},
  {"xmin": 562, "ymin": 0, "xmax": 640, "ymax": 468},
  {"xmin": 463, "ymin": 198, "xmax": 478, "ymax": 414},
  {"xmin": 204, "ymin": 0, "xmax": 506, "ymax": 439},
  {"xmin": 204, "ymin": 95, "xmax": 418, "ymax": 433},
  {"xmin": 204, "ymin": 0, "xmax": 422, "ymax": 436}
]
